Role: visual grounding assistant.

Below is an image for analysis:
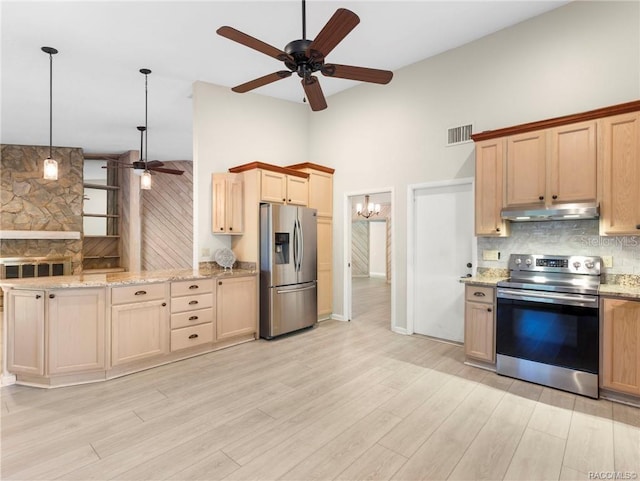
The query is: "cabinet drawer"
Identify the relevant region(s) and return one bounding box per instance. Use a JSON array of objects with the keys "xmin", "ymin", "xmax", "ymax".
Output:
[
  {"xmin": 171, "ymin": 307, "xmax": 214, "ymax": 329},
  {"xmin": 465, "ymin": 286, "xmax": 494, "ymax": 303},
  {"xmin": 170, "ymin": 323, "xmax": 213, "ymax": 351},
  {"xmin": 171, "ymin": 279, "xmax": 214, "ymax": 297},
  {"xmin": 112, "ymin": 283, "xmax": 166, "ymax": 305},
  {"xmin": 171, "ymin": 293, "xmax": 213, "ymax": 313}
]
